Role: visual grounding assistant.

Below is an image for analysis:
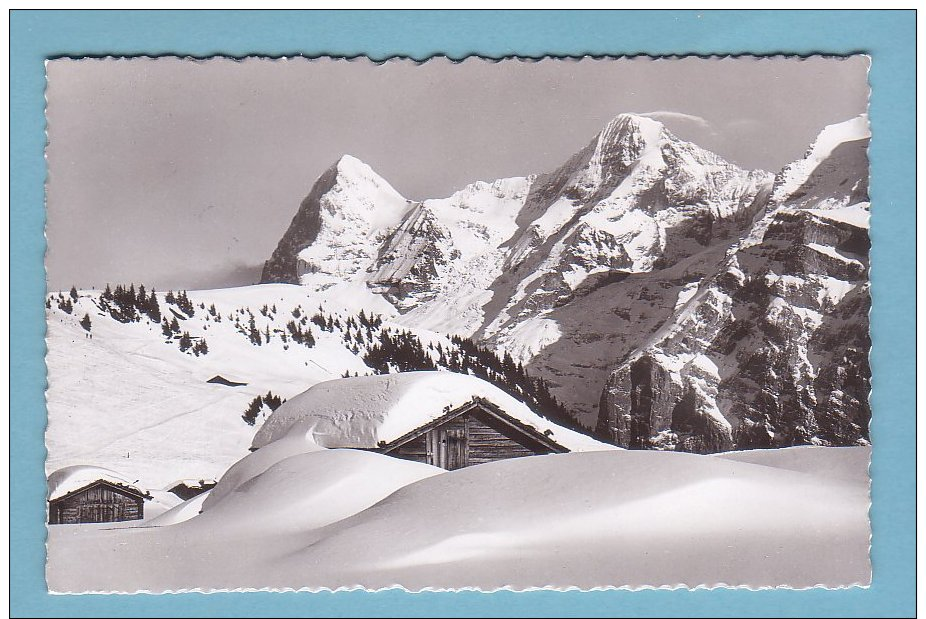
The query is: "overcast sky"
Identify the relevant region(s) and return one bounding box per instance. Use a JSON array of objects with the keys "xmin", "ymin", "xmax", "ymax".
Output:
[{"xmin": 45, "ymin": 55, "xmax": 869, "ymax": 291}]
